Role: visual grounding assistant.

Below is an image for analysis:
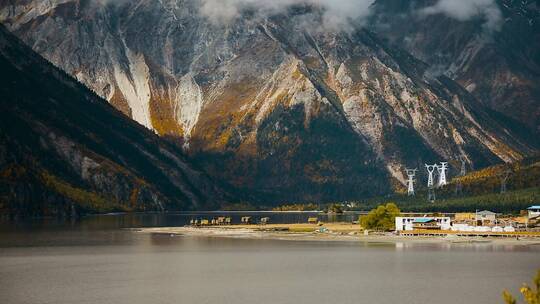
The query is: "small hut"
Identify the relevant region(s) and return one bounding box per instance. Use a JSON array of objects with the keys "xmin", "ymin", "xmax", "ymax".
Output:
[
  {"xmin": 241, "ymin": 216, "xmax": 252, "ymax": 224},
  {"xmin": 200, "ymin": 219, "xmax": 210, "ymax": 226},
  {"xmin": 308, "ymin": 217, "xmax": 318, "ymax": 224},
  {"xmin": 225, "ymin": 217, "xmax": 232, "ymax": 225},
  {"xmin": 260, "ymin": 217, "xmax": 270, "ymax": 225},
  {"xmin": 217, "ymin": 217, "xmax": 226, "ymax": 225}
]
